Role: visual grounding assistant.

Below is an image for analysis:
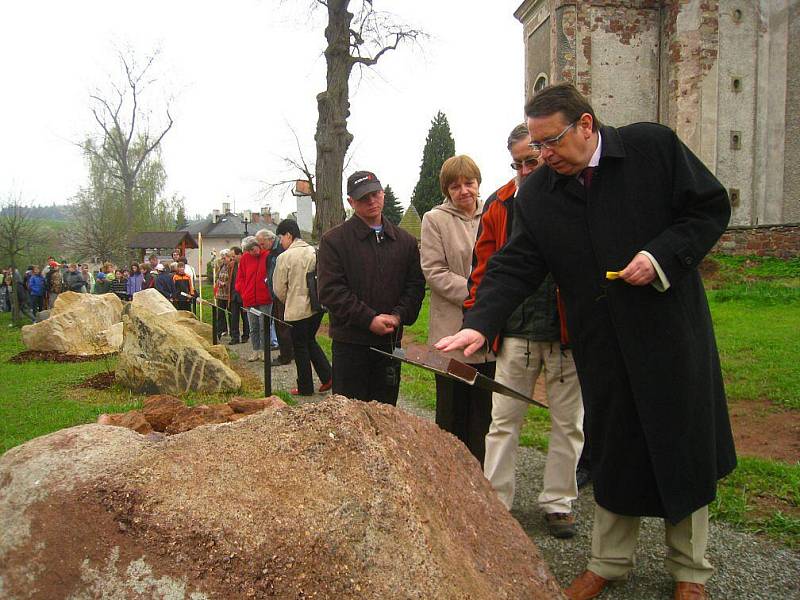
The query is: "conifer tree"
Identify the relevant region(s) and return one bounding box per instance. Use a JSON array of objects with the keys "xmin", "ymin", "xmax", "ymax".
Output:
[
  {"xmin": 382, "ymin": 184, "xmax": 403, "ymax": 225},
  {"xmin": 411, "ymin": 111, "xmax": 455, "ymax": 216}
]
